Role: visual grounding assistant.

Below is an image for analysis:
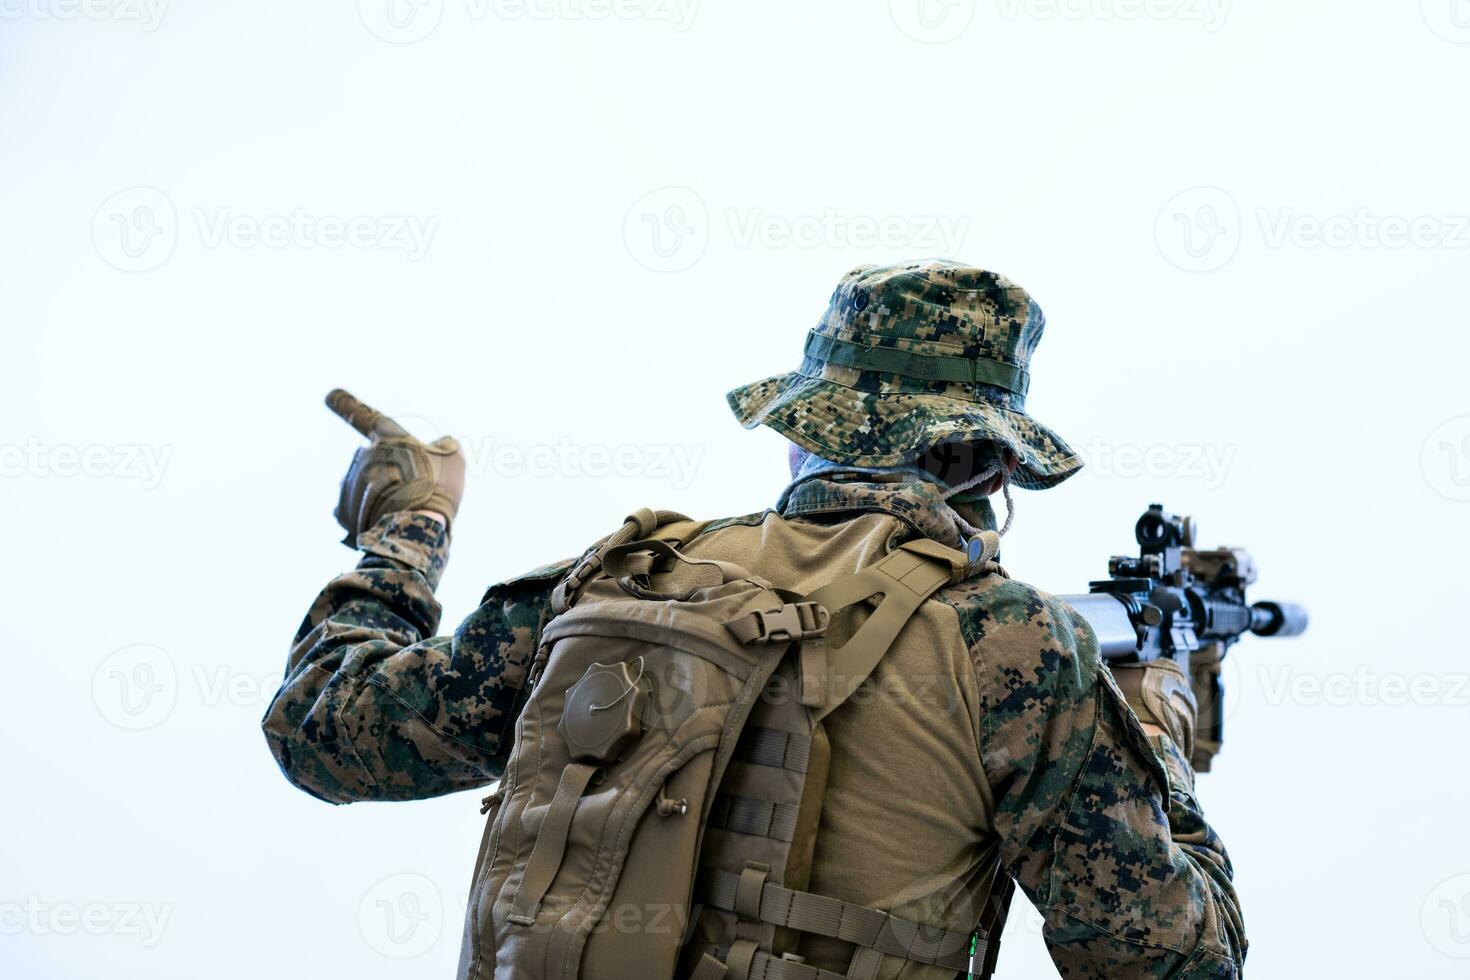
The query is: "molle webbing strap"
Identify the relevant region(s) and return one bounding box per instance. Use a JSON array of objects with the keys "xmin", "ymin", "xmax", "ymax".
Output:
[
  {"xmin": 506, "ymin": 761, "xmax": 597, "ymax": 925},
  {"xmin": 690, "ymin": 944, "xmax": 853, "ymax": 980},
  {"xmin": 689, "ymin": 952, "xmax": 730, "ymax": 980},
  {"xmin": 973, "ymin": 876, "xmax": 1015, "ymax": 980},
  {"xmin": 698, "ymin": 871, "xmax": 975, "ymax": 971},
  {"xmin": 708, "ymin": 793, "xmax": 801, "ymax": 843},
  {"xmin": 844, "ymin": 948, "xmax": 881, "ymax": 980},
  {"xmin": 734, "ymin": 728, "xmax": 812, "ymax": 774},
  {"xmin": 803, "ymin": 330, "xmax": 1030, "ymax": 398}
]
